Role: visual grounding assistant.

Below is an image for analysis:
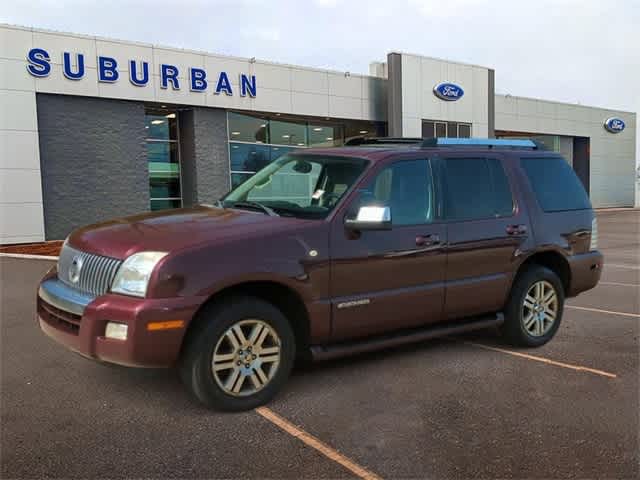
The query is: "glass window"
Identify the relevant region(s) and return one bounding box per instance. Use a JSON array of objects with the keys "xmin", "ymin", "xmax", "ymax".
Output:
[
  {"xmin": 435, "ymin": 123, "xmax": 446, "ymax": 138},
  {"xmin": 145, "ymin": 114, "xmax": 177, "ymax": 140},
  {"xmin": 447, "ymin": 122, "xmax": 458, "ymax": 138},
  {"xmin": 422, "ymin": 121, "xmax": 435, "ymax": 138},
  {"xmin": 150, "ymin": 199, "xmax": 182, "ymax": 210},
  {"xmin": 362, "ymin": 160, "xmax": 434, "ymax": 226},
  {"xmin": 224, "ymin": 154, "xmax": 367, "ymax": 219},
  {"xmin": 270, "ymin": 120, "xmax": 307, "ymax": 146},
  {"xmin": 270, "ymin": 145, "xmax": 298, "ymax": 161},
  {"xmin": 521, "ymin": 157, "xmax": 591, "ymax": 212},
  {"xmin": 443, "ymin": 158, "xmax": 494, "ymax": 221},
  {"xmin": 458, "ymin": 124, "xmax": 471, "ymax": 138},
  {"xmin": 231, "ymin": 172, "xmax": 253, "ymax": 189},
  {"xmin": 487, "ymin": 158, "xmax": 514, "ymax": 217},
  {"xmin": 228, "ymin": 112, "xmax": 269, "ymax": 143},
  {"xmin": 146, "ymin": 110, "xmax": 181, "ymax": 211},
  {"xmin": 229, "ymin": 142, "xmax": 271, "ymax": 172},
  {"xmin": 308, "ymin": 124, "xmax": 343, "ymax": 147}
]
